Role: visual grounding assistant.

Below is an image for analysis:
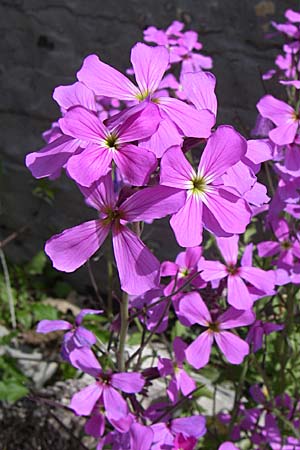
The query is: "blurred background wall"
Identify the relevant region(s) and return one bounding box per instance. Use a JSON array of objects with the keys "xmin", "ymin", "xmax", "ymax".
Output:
[{"xmin": 0, "ymin": 0, "xmax": 298, "ymax": 289}]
